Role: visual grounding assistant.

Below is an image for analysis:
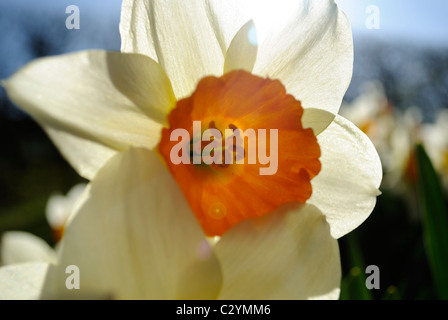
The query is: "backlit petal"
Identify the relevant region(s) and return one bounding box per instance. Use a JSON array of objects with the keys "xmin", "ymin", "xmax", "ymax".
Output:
[
  {"xmin": 308, "ymin": 115, "xmax": 383, "ymax": 239},
  {"xmin": 1, "ymin": 232, "xmax": 56, "ymax": 265},
  {"xmin": 3, "ymin": 51, "xmax": 174, "ymax": 179},
  {"xmin": 224, "ymin": 20, "xmax": 258, "ymax": 74},
  {"xmin": 302, "ymin": 108, "xmax": 336, "ymax": 136},
  {"xmin": 215, "ymin": 204, "xmax": 340, "ymax": 299},
  {"xmin": 120, "ymin": 0, "xmax": 224, "ymax": 99},
  {"xmin": 253, "ymin": 0, "xmax": 353, "ymax": 115},
  {"xmin": 0, "ymin": 263, "xmax": 49, "ymax": 300},
  {"xmin": 44, "ymin": 128, "xmax": 117, "ymax": 180},
  {"xmin": 41, "ymin": 148, "xmax": 222, "ymax": 300},
  {"xmin": 120, "ymin": 0, "xmax": 352, "ymax": 112}
]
